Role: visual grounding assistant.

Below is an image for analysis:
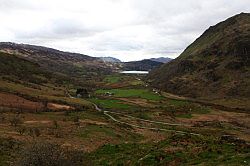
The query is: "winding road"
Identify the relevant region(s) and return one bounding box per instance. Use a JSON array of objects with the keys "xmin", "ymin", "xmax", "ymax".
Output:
[
  {"xmin": 93, "ymin": 104, "xmax": 200, "ymax": 136},
  {"xmin": 67, "ymin": 91, "xmax": 200, "ymax": 136}
]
